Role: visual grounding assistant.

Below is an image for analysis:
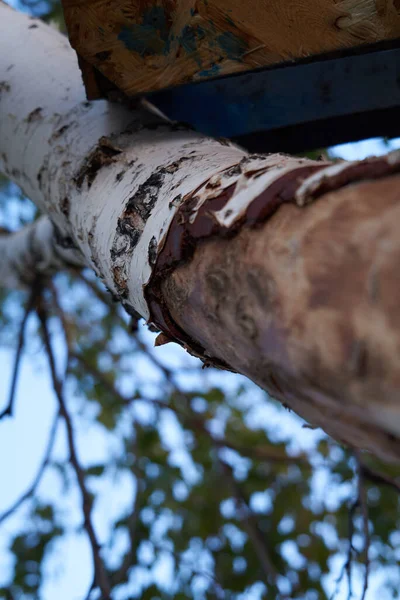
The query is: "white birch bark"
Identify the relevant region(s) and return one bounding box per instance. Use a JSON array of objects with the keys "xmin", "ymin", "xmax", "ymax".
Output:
[
  {"xmin": 2, "ymin": 1, "xmax": 399, "ymax": 325},
  {"xmin": 0, "ymin": 216, "xmax": 83, "ymax": 289},
  {"xmin": 0, "ymin": 2, "xmax": 246, "ymax": 318},
  {"xmin": 3, "ymin": 3, "xmax": 400, "ymax": 458}
]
